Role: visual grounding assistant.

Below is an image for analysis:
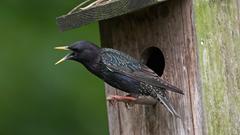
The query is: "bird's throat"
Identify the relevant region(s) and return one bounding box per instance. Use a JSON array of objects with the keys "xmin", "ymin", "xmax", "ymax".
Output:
[{"xmin": 79, "ymin": 57, "xmax": 102, "ymax": 77}]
